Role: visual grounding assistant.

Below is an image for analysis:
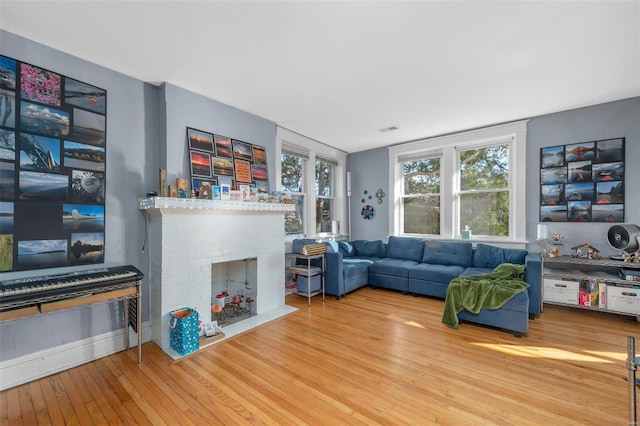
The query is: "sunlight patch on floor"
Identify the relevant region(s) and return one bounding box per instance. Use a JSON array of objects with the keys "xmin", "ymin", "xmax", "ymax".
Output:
[
  {"xmin": 385, "ymin": 313, "xmax": 427, "ymax": 329},
  {"xmin": 404, "ymin": 320, "xmax": 426, "ymax": 329},
  {"xmin": 471, "ymin": 343, "xmax": 616, "ymax": 363}
]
